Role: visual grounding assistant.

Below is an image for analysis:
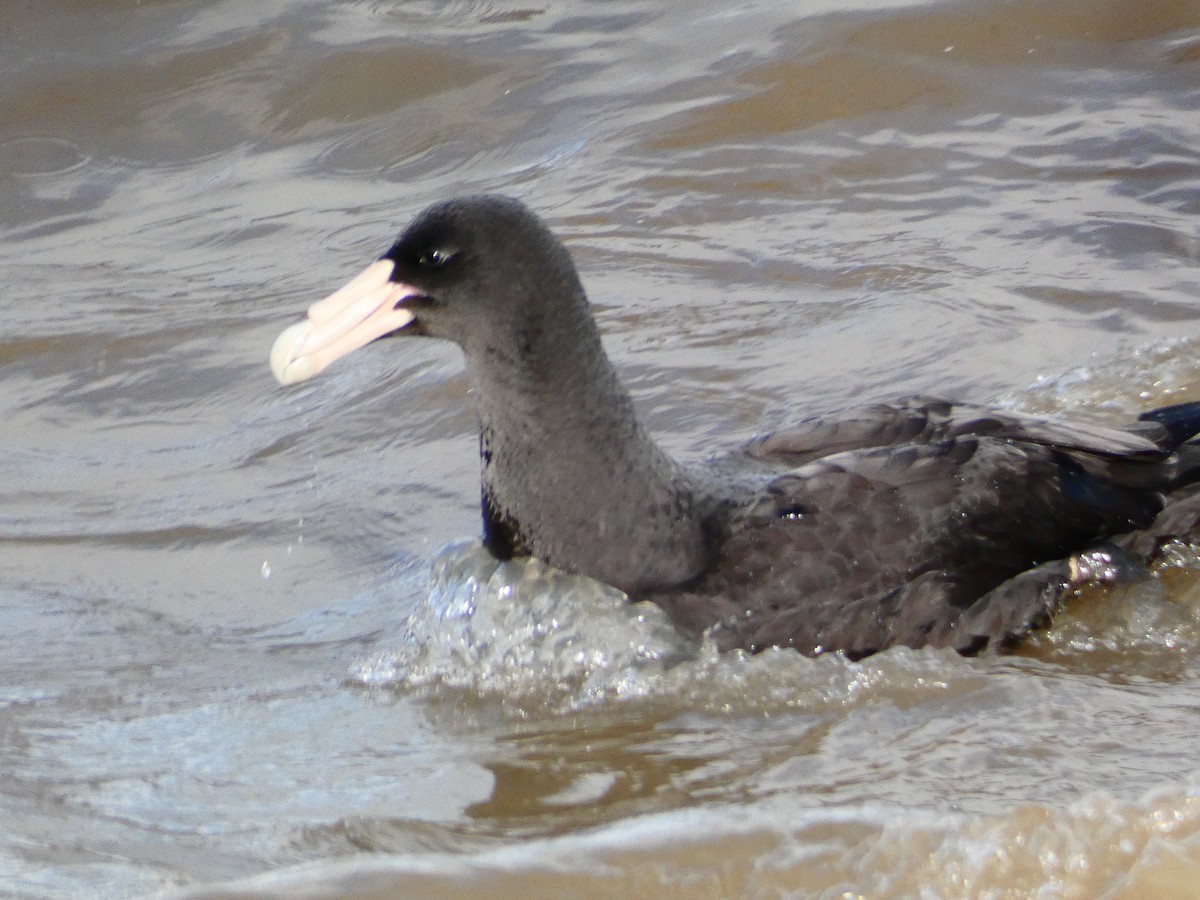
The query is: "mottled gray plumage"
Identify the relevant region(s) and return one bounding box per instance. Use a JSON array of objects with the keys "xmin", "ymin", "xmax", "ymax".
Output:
[{"xmin": 371, "ymin": 195, "xmax": 1200, "ymax": 658}]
